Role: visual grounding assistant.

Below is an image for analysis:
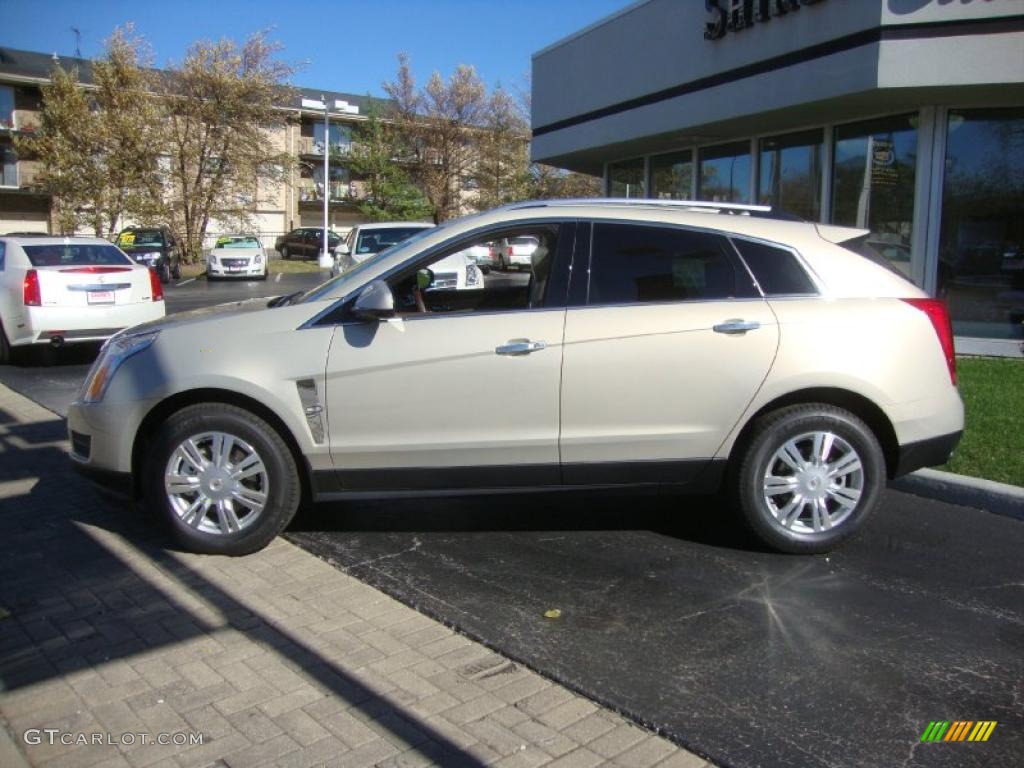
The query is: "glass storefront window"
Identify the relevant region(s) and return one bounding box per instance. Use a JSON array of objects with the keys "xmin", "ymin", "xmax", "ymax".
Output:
[
  {"xmin": 608, "ymin": 158, "xmax": 645, "ymax": 198},
  {"xmin": 758, "ymin": 129, "xmax": 822, "ymax": 221},
  {"xmin": 1, "ymin": 144, "xmax": 16, "ymax": 187},
  {"xmin": 832, "ymin": 114, "xmax": 918, "ymax": 280},
  {"xmin": 650, "ymin": 150, "xmax": 693, "ymax": 200},
  {"xmin": 698, "ymin": 141, "xmax": 751, "ymax": 203},
  {"xmin": 939, "ymin": 108, "xmax": 1024, "ymax": 341}
]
